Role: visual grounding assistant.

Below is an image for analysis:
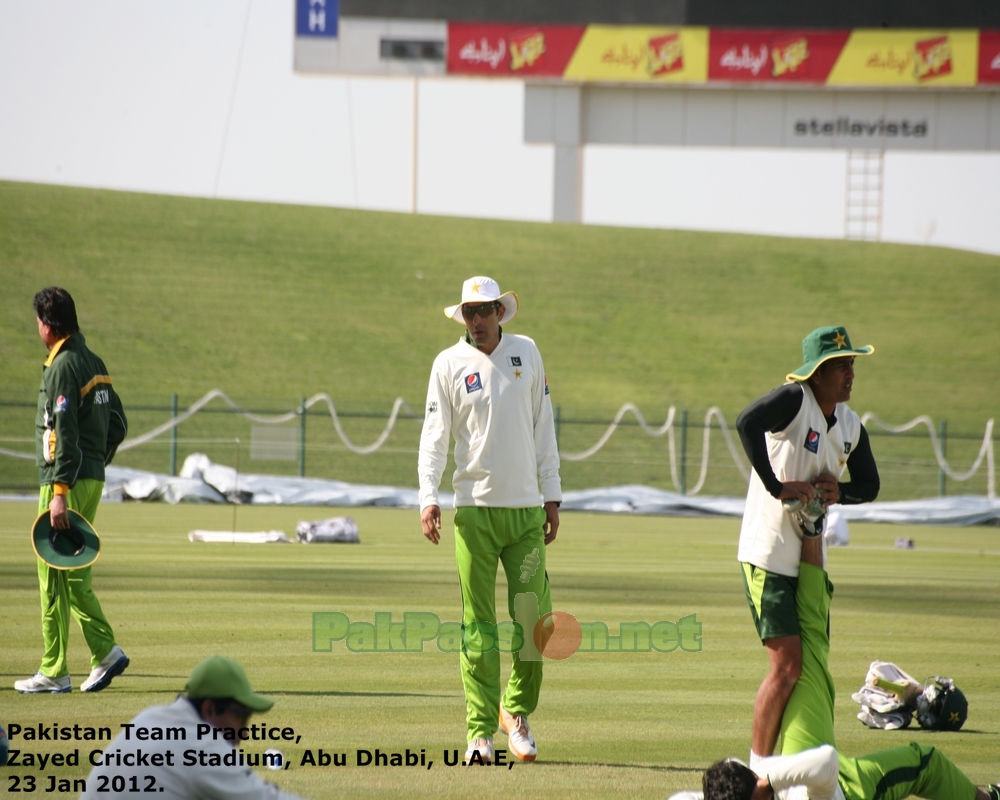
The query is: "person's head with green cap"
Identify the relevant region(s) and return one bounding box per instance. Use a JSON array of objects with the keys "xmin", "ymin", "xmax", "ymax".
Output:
[
  {"xmin": 184, "ymin": 656, "xmax": 274, "ymax": 735},
  {"xmin": 786, "ymin": 325, "xmax": 874, "ymax": 415}
]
